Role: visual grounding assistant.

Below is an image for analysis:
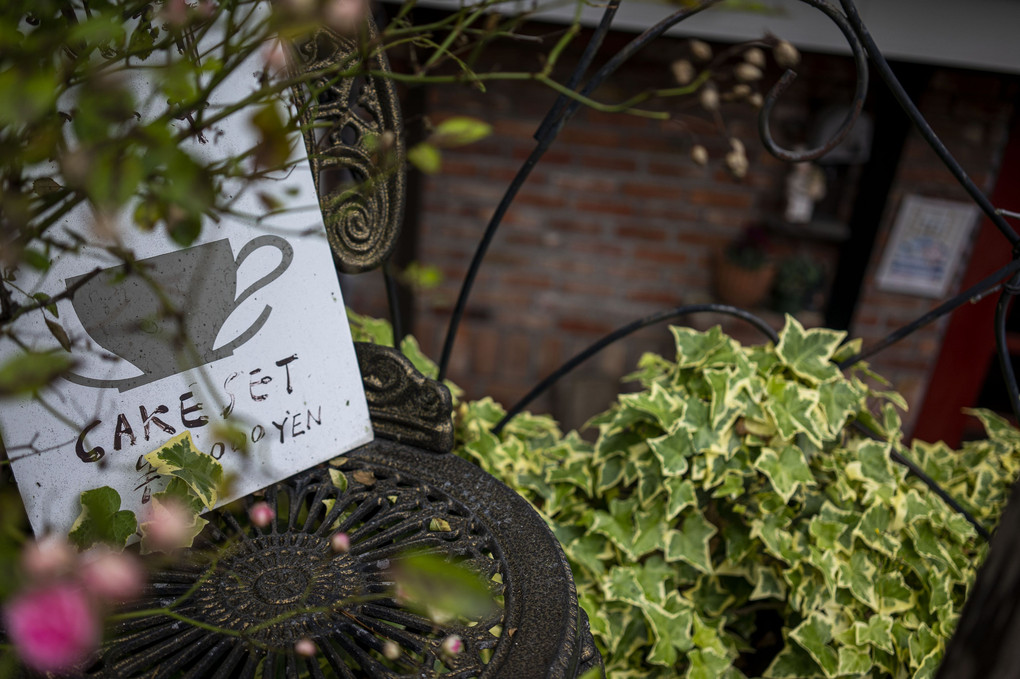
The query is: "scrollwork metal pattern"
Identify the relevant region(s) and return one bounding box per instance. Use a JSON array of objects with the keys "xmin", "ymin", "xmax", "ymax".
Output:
[{"xmin": 293, "ymin": 26, "xmax": 405, "ymax": 273}]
